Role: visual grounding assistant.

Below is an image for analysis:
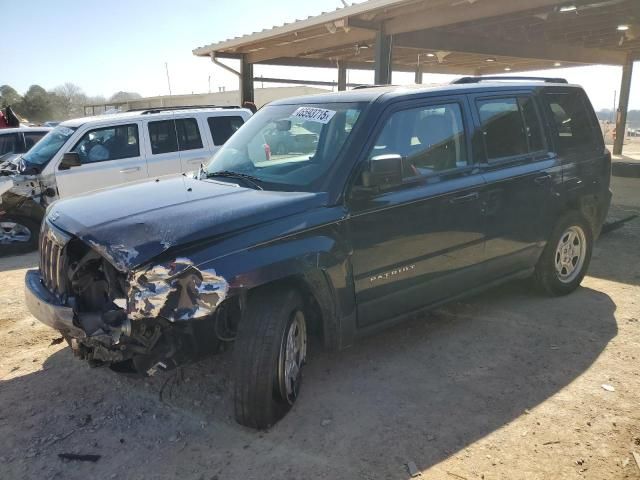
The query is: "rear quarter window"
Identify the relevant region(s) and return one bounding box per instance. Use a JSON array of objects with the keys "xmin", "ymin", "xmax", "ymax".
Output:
[
  {"xmin": 544, "ymin": 91, "xmax": 598, "ymax": 153},
  {"xmin": 208, "ymin": 115, "xmax": 245, "ymax": 145}
]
